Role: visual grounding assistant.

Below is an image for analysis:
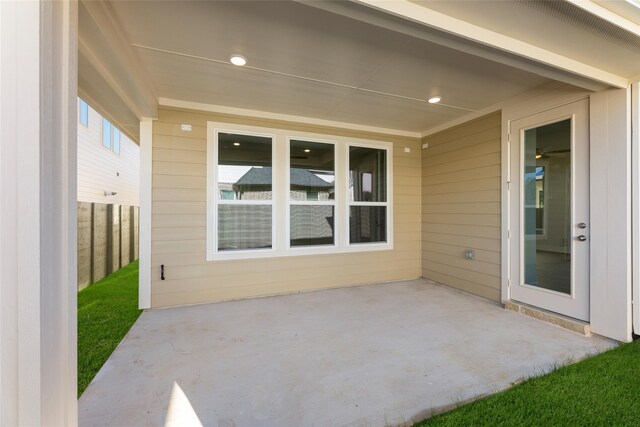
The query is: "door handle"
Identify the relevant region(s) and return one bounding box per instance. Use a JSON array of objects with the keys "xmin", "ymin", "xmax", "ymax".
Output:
[{"xmin": 576, "ymin": 235, "xmax": 587, "ymax": 242}]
